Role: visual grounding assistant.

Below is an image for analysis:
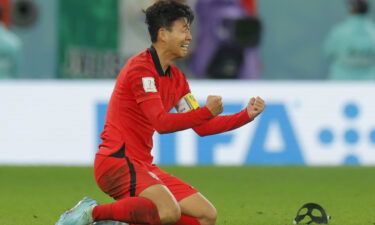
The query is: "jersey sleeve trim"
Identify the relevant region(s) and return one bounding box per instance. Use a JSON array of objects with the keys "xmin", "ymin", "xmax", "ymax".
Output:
[{"xmin": 135, "ymin": 93, "xmax": 161, "ymax": 104}]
